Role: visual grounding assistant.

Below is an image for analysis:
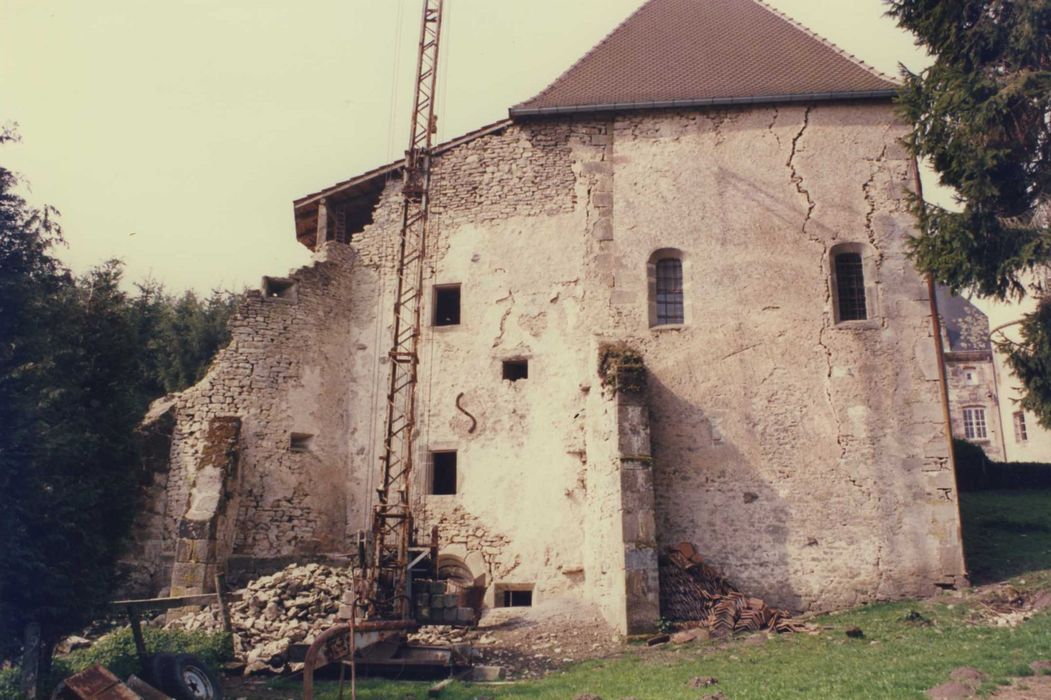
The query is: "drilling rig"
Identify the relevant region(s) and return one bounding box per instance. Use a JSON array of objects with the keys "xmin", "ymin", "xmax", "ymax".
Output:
[{"xmin": 301, "ymin": 1, "xmax": 464, "ymax": 693}]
